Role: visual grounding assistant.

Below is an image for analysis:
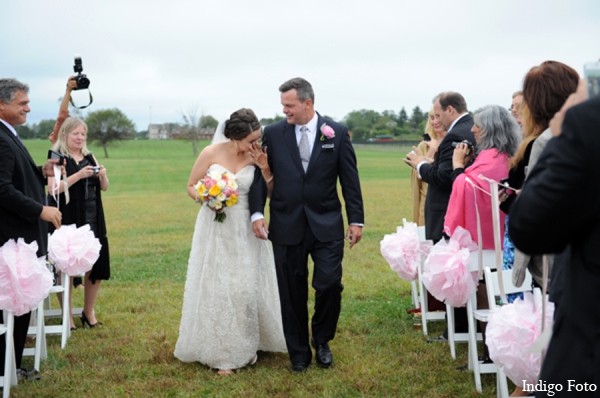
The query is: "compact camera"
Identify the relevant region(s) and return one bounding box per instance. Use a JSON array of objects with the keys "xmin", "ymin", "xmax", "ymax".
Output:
[
  {"xmin": 73, "ymin": 56, "xmax": 90, "ymax": 90},
  {"xmin": 451, "ymin": 140, "xmax": 473, "ymax": 155},
  {"xmin": 47, "ymin": 150, "xmax": 65, "ymax": 165},
  {"xmin": 92, "ymin": 166, "xmax": 100, "ymax": 174}
]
